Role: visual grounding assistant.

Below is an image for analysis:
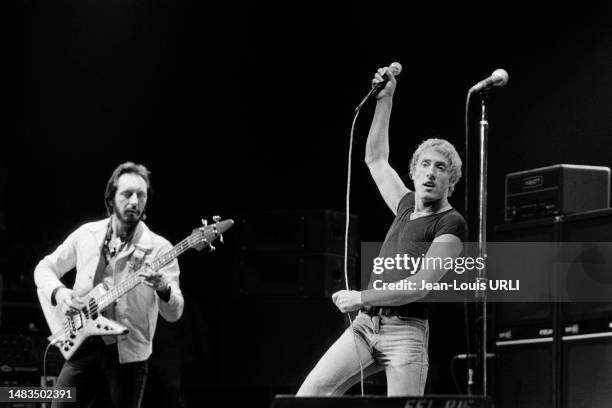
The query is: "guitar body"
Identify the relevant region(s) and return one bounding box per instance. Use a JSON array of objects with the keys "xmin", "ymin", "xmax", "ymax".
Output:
[{"xmin": 38, "ymin": 283, "xmax": 129, "ymax": 360}]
